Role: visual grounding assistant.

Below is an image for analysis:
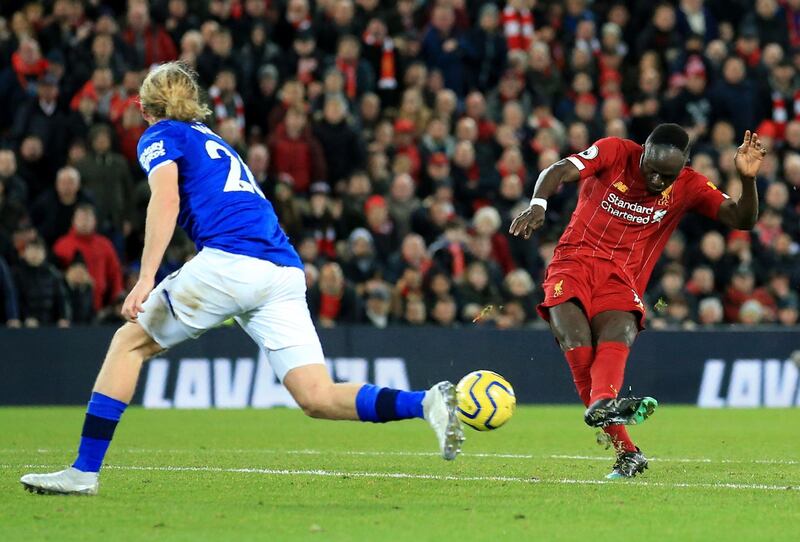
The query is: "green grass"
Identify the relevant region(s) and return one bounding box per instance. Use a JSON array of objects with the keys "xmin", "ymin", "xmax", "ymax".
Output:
[{"xmin": 1, "ymin": 406, "xmax": 799, "ymax": 541}]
